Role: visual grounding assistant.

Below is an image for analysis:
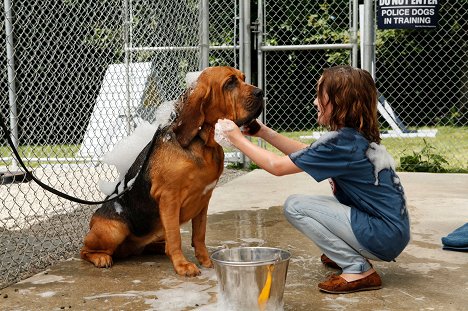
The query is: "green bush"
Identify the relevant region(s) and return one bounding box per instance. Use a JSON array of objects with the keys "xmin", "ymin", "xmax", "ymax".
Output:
[{"xmin": 399, "ymin": 139, "xmax": 449, "ymax": 173}]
